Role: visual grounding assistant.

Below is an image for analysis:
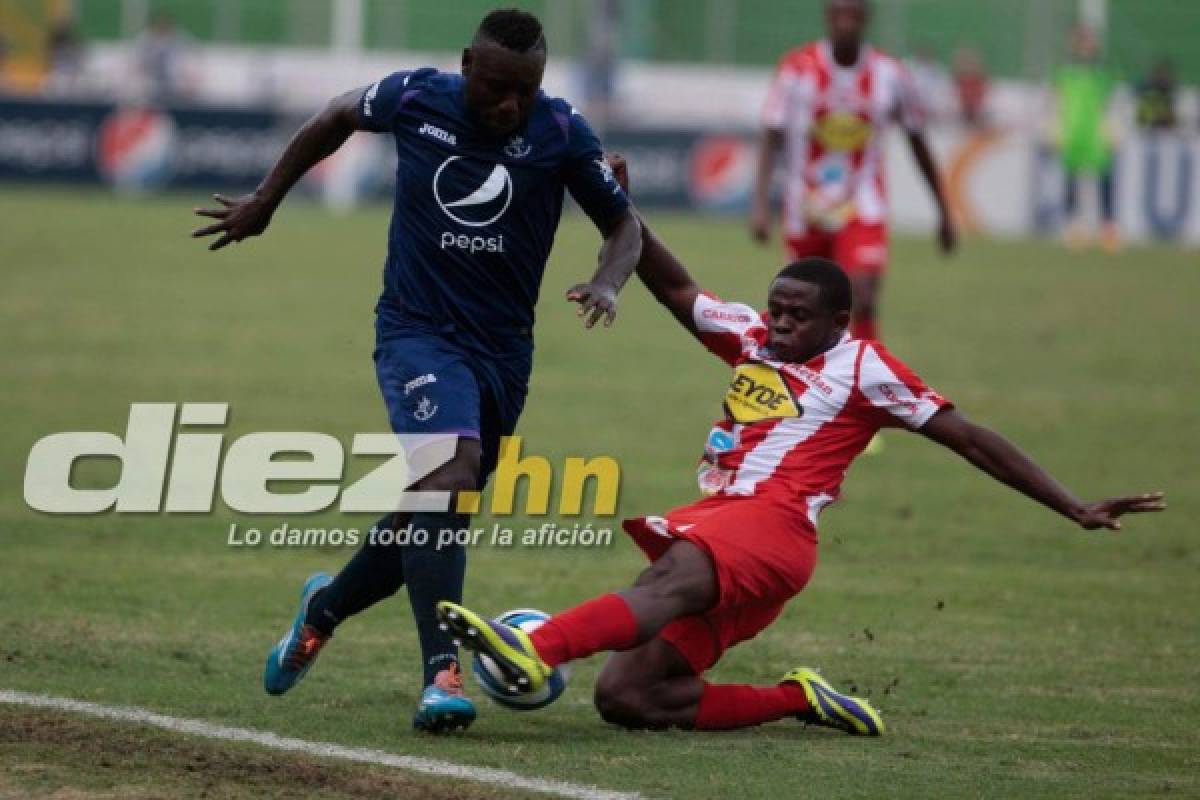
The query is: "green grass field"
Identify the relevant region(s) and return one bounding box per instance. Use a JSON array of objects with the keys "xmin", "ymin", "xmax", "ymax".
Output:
[{"xmin": 1, "ymin": 187, "xmax": 1197, "ymax": 799}]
